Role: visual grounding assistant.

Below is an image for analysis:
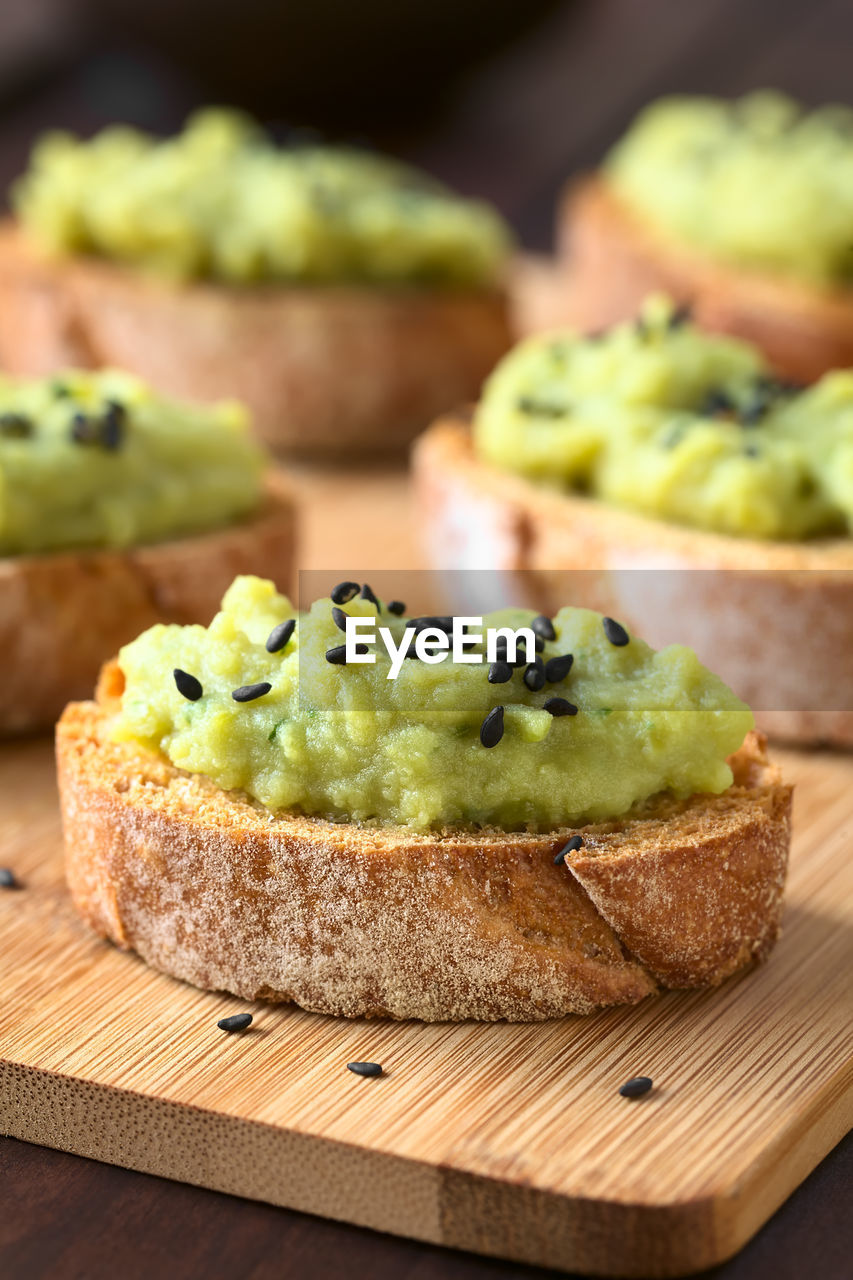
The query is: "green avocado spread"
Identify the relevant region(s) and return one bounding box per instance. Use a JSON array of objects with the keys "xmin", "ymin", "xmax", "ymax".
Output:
[
  {"xmin": 474, "ymin": 295, "xmax": 853, "ymax": 541},
  {"xmin": 605, "ymin": 90, "xmax": 853, "ymax": 286},
  {"xmin": 14, "ymin": 109, "xmax": 510, "ymax": 288},
  {"xmin": 0, "ymin": 369, "xmax": 264, "ymax": 555},
  {"xmin": 113, "ymin": 574, "xmax": 753, "ymax": 831}
]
